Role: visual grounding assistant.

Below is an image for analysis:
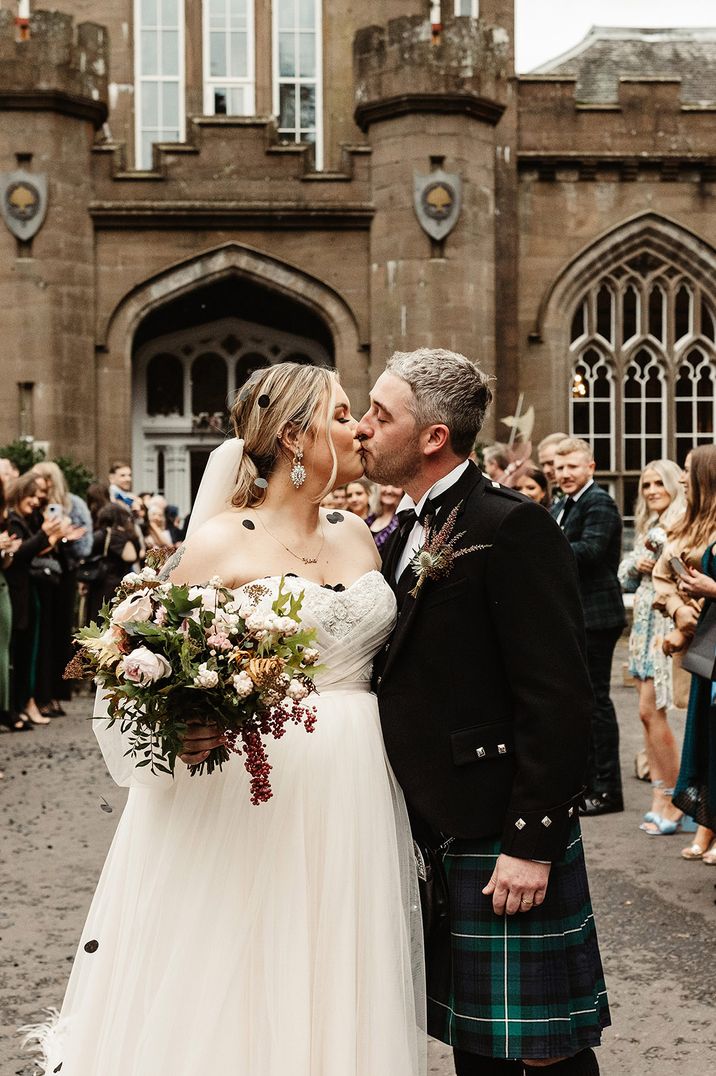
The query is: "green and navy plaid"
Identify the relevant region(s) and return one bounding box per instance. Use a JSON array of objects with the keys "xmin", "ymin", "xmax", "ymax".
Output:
[{"xmin": 428, "ymin": 822, "xmax": 610, "ymax": 1060}]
